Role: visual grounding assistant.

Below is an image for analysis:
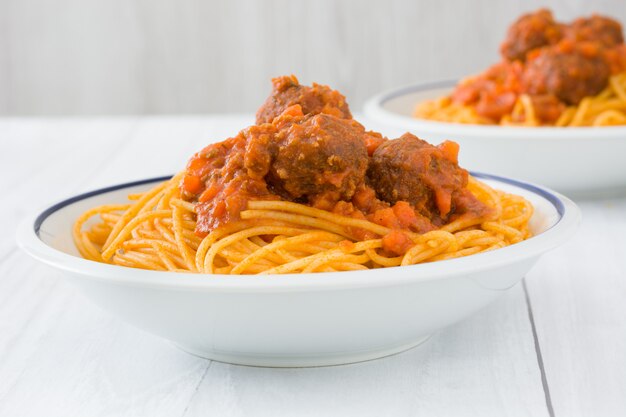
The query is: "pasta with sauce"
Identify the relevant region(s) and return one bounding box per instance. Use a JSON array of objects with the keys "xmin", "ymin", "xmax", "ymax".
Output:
[
  {"xmin": 74, "ymin": 76, "xmax": 533, "ymax": 274},
  {"xmin": 415, "ymin": 9, "xmax": 626, "ymax": 127}
]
